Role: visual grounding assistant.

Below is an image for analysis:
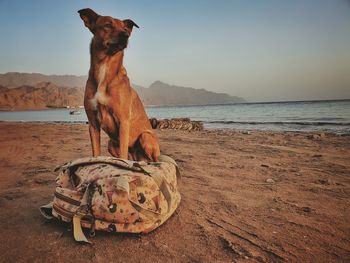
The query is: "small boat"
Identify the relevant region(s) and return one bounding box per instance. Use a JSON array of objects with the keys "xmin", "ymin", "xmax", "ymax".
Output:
[{"xmin": 69, "ymin": 109, "xmax": 81, "ymax": 115}]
